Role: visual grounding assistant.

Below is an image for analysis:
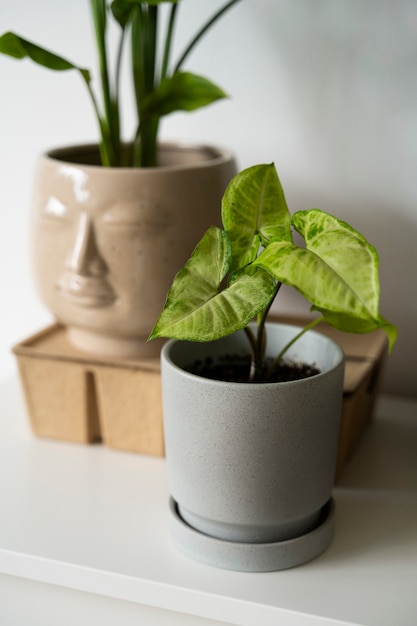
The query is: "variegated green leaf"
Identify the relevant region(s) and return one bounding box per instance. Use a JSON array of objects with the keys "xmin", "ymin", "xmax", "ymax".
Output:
[
  {"xmin": 150, "ymin": 163, "xmax": 397, "ymax": 355},
  {"xmin": 254, "ymin": 209, "xmax": 397, "ymax": 349},
  {"xmin": 221, "ymin": 163, "xmax": 292, "ymax": 272},
  {"xmin": 149, "ymin": 226, "xmax": 277, "ymax": 341}
]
